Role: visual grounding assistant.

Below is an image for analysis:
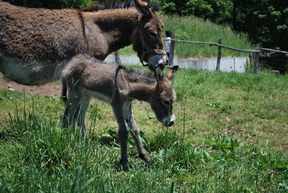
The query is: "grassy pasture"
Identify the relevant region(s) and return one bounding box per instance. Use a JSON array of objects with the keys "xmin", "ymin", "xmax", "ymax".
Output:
[
  {"xmin": 0, "ymin": 67, "xmax": 287, "ymax": 192},
  {"xmin": 120, "ymin": 15, "xmax": 254, "ymax": 59}
]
